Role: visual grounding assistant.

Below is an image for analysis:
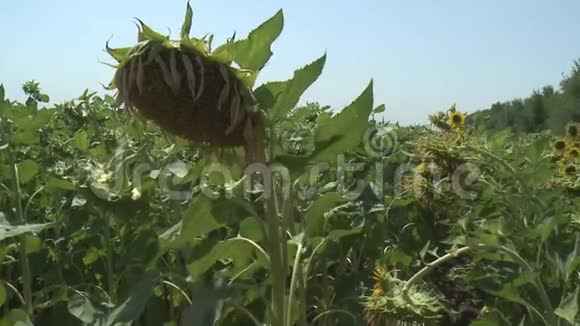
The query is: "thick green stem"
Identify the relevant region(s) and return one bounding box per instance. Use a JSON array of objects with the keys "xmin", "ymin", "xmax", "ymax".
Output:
[
  {"xmin": 265, "ymin": 191, "xmax": 286, "ymax": 325},
  {"xmin": 9, "ymin": 152, "xmax": 34, "ymax": 318},
  {"xmin": 263, "ymin": 125, "xmax": 288, "ymax": 326},
  {"xmin": 103, "ymin": 213, "xmax": 116, "ymax": 302},
  {"xmin": 286, "ymin": 242, "xmax": 303, "ymax": 326}
]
